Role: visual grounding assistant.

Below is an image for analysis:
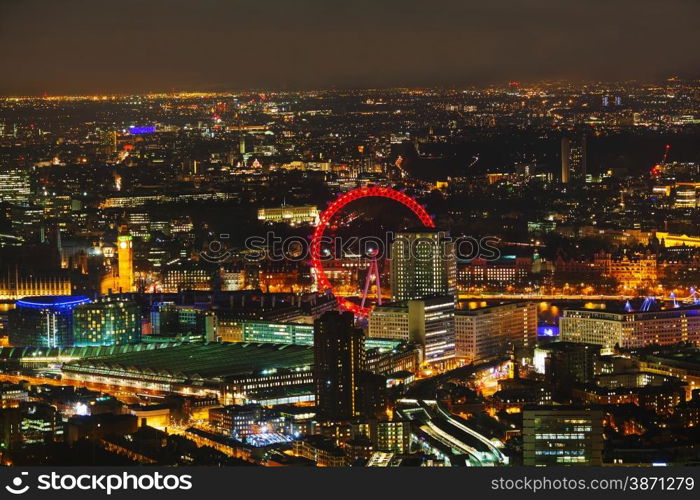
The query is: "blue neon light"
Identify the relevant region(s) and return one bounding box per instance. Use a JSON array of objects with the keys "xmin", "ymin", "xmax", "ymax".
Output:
[
  {"xmin": 129, "ymin": 125, "xmax": 156, "ymax": 135},
  {"xmin": 537, "ymin": 325, "xmax": 559, "ymax": 337},
  {"xmin": 16, "ymin": 296, "xmax": 91, "ymax": 310}
]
